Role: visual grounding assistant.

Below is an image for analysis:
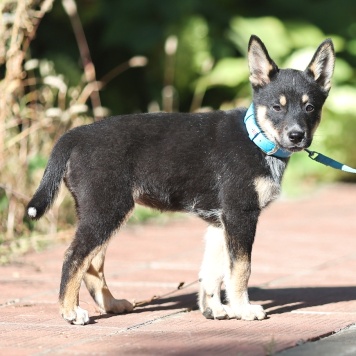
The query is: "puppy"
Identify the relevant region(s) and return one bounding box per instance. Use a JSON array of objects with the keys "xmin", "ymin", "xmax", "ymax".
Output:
[{"xmin": 27, "ymin": 35, "xmax": 335, "ymax": 324}]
